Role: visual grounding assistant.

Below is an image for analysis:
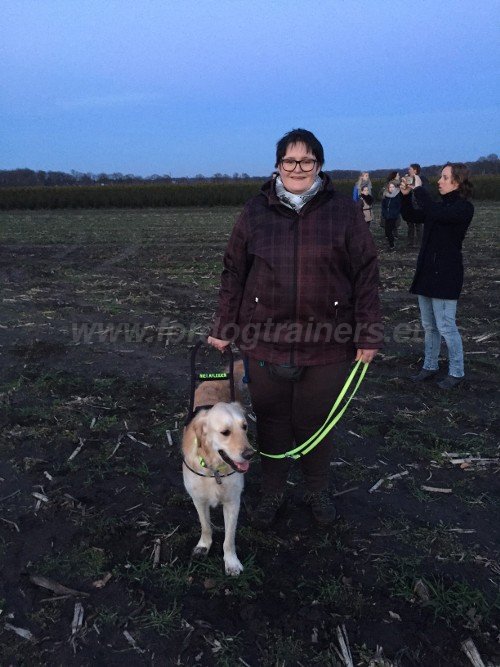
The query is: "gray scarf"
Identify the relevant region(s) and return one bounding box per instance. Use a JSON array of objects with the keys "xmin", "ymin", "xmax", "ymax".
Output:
[{"xmin": 275, "ymin": 174, "xmax": 322, "ymax": 211}]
